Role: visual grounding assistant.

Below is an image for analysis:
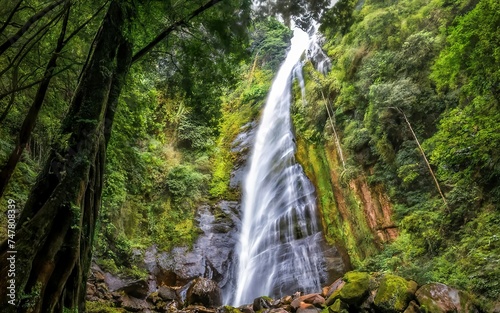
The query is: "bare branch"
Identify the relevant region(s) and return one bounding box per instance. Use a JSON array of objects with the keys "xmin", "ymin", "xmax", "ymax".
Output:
[
  {"xmin": 0, "ymin": 64, "xmax": 73, "ymax": 102},
  {"xmin": 62, "ymin": 0, "xmax": 109, "ymax": 45},
  {"xmin": 0, "ymin": 8, "xmax": 63, "ymax": 77},
  {"xmin": 0, "ymin": 0, "xmax": 24, "ymax": 35},
  {"xmin": 0, "ymin": 0, "xmax": 71, "ymax": 197},
  {"xmin": 388, "ymin": 106, "xmax": 449, "ymax": 212},
  {"xmin": 0, "ymin": 0, "xmax": 65, "ymax": 56}
]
